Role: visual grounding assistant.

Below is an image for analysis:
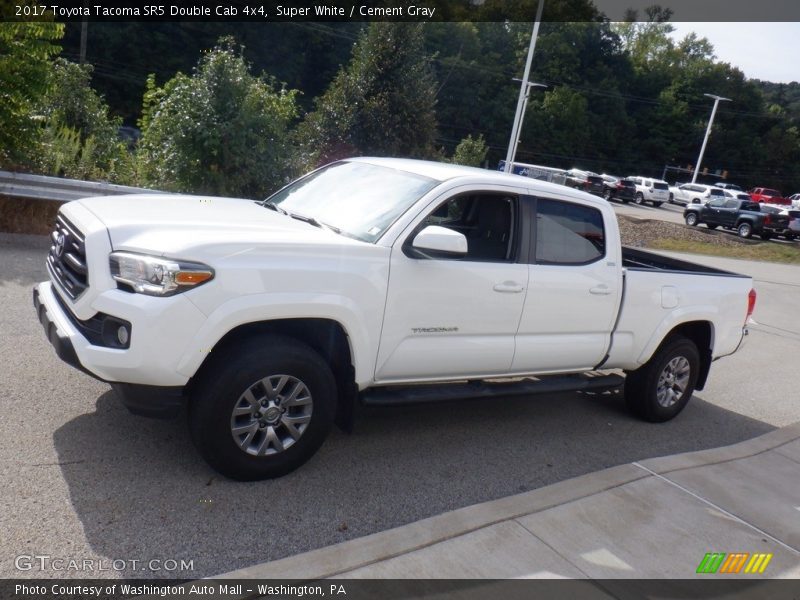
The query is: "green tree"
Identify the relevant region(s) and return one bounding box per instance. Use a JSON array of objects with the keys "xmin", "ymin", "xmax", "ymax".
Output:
[
  {"xmin": 137, "ymin": 38, "xmax": 299, "ymax": 197},
  {"xmin": 450, "ymin": 134, "xmax": 488, "ymax": 167},
  {"xmin": 38, "ymin": 58, "xmax": 131, "ymax": 181},
  {"xmin": 0, "ymin": 19, "xmax": 63, "ymax": 167},
  {"xmin": 296, "ymin": 23, "xmax": 438, "ymax": 169}
]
